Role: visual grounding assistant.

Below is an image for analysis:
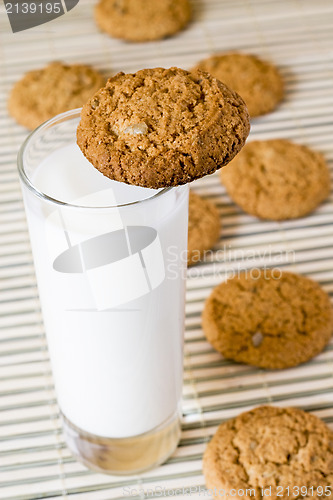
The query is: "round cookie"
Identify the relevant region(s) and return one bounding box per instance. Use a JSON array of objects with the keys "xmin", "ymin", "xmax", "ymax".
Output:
[
  {"xmin": 188, "ymin": 191, "xmax": 221, "ymax": 266},
  {"xmin": 202, "ymin": 269, "xmax": 333, "ymax": 369},
  {"xmin": 203, "ymin": 406, "xmax": 333, "ymax": 499},
  {"xmin": 8, "ymin": 62, "xmax": 105, "ymax": 130},
  {"xmin": 94, "ymin": 0, "xmax": 192, "ymax": 42},
  {"xmin": 77, "ymin": 67, "xmax": 250, "ymax": 189},
  {"xmin": 192, "ymin": 53, "xmax": 284, "ymax": 117},
  {"xmin": 221, "ymin": 139, "xmax": 331, "ymax": 220}
]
